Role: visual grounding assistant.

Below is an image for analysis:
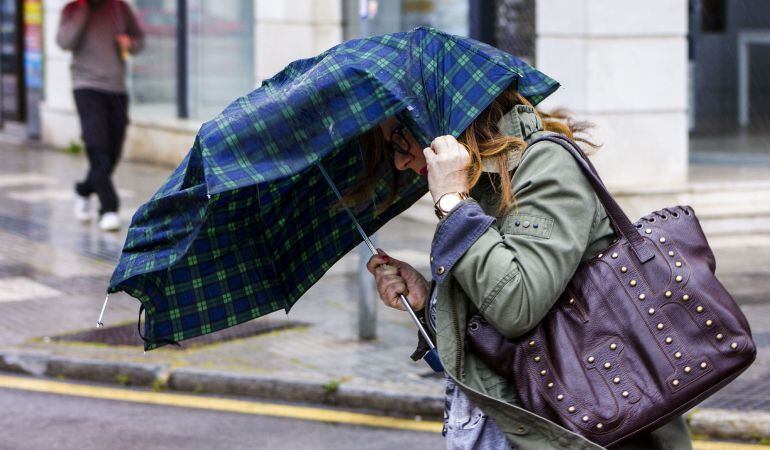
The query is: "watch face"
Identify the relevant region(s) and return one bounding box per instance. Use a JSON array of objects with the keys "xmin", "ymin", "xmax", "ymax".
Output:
[{"xmin": 439, "ymin": 194, "xmax": 461, "ymax": 212}]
